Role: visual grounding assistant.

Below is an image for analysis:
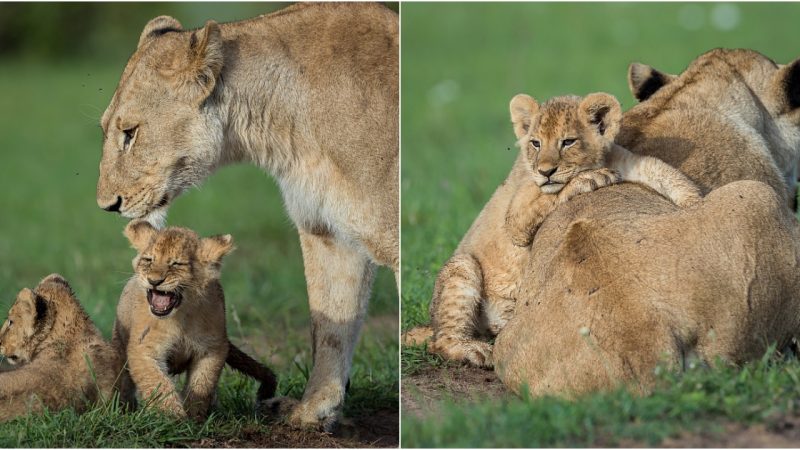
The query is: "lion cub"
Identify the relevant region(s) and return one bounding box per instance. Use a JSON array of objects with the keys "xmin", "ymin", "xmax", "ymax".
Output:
[
  {"xmin": 425, "ymin": 93, "xmax": 701, "ymax": 368},
  {"xmin": 113, "ymin": 221, "xmax": 277, "ymax": 420},
  {"xmin": 506, "ymin": 93, "xmax": 702, "ymax": 246},
  {"xmin": 0, "ymin": 274, "xmax": 121, "ymax": 422}
]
